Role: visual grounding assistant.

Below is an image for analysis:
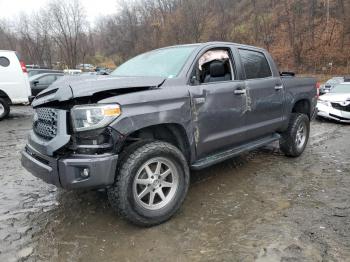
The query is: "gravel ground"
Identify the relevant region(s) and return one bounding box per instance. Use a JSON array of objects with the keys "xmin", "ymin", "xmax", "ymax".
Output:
[{"xmin": 0, "ymin": 106, "xmax": 349, "ymax": 262}]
